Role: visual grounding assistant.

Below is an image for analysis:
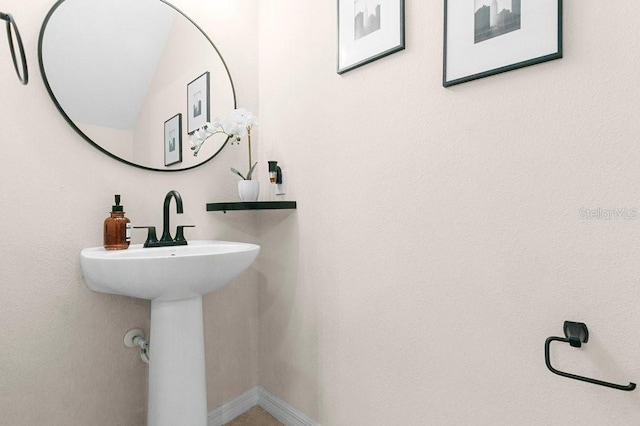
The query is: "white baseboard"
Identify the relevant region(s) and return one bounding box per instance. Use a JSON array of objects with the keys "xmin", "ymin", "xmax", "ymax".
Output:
[
  {"xmin": 257, "ymin": 387, "xmax": 319, "ymax": 426},
  {"xmin": 207, "ymin": 387, "xmax": 258, "ymax": 426},
  {"xmin": 208, "ymin": 386, "xmax": 319, "ymax": 426}
]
